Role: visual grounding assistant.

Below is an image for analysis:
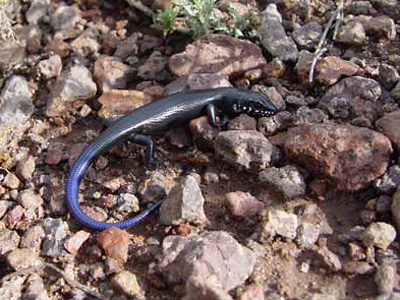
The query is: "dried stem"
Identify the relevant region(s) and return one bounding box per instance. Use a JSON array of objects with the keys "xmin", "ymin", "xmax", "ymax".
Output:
[{"xmin": 308, "ymin": 0, "xmax": 345, "ymax": 84}]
